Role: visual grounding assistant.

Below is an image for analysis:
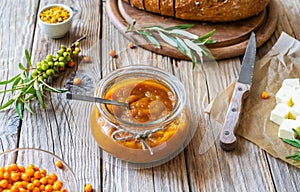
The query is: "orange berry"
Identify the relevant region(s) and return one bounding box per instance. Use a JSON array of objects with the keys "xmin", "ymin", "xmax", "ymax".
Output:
[
  {"xmin": 10, "ymin": 185, "xmax": 19, "ymax": 192},
  {"xmin": 45, "ymin": 184, "xmax": 53, "ymax": 192},
  {"xmin": 34, "ymin": 171, "xmax": 42, "ymax": 179},
  {"xmin": 73, "ymin": 77, "xmax": 81, "ymax": 85},
  {"xmin": 25, "ymin": 168, "xmax": 35, "ymax": 177},
  {"xmin": 3, "ymin": 172, "xmax": 10, "ymax": 179},
  {"xmin": 261, "ymin": 91, "xmax": 269, "ymax": 99},
  {"xmin": 55, "ymin": 161, "xmax": 63, "ymax": 169},
  {"xmin": 68, "ymin": 60, "xmax": 76, "ymax": 67},
  {"xmin": 40, "ymin": 169, "xmax": 47, "ymax": 177},
  {"xmin": 53, "ymin": 181, "xmax": 62, "ymax": 190},
  {"xmin": 60, "ymin": 188, "xmax": 67, "ymax": 192},
  {"xmin": 27, "ymin": 183, "xmax": 35, "ymax": 190},
  {"xmin": 32, "ymin": 187, "xmax": 41, "ymax": 192},
  {"xmin": 128, "ymin": 42, "xmax": 135, "ymax": 49},
  {"xmin": 39, "ymin": 184, "xmax": 46, "ymax": 190},
  {"xmin": 83, "ymin": 56, "xmax": 91, "ymax": 62},
  {"xmin": 40, "ymin": 177, "xmax": 48, "ymax": 185},
  {"xmin": 84, "ymin": 183, "xmax": 93, "ymax": 192},
  {"xmin": 10, "ymin": 172, "xmax": 19, "ymax": 181},
  {"xmin": 21, "ymin": 173, "xmax": 31, "ymax": 182},
  {"xmin": 0, "ymin": 179, "xmax": 8, "ymax": 188},
  {"xmin": 109, "ymin": 50, "xmax": 117, "ymax": 57},
  {"xmin": 33, "ymin": 179, "xmax": 41, "ymax": 187}
]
